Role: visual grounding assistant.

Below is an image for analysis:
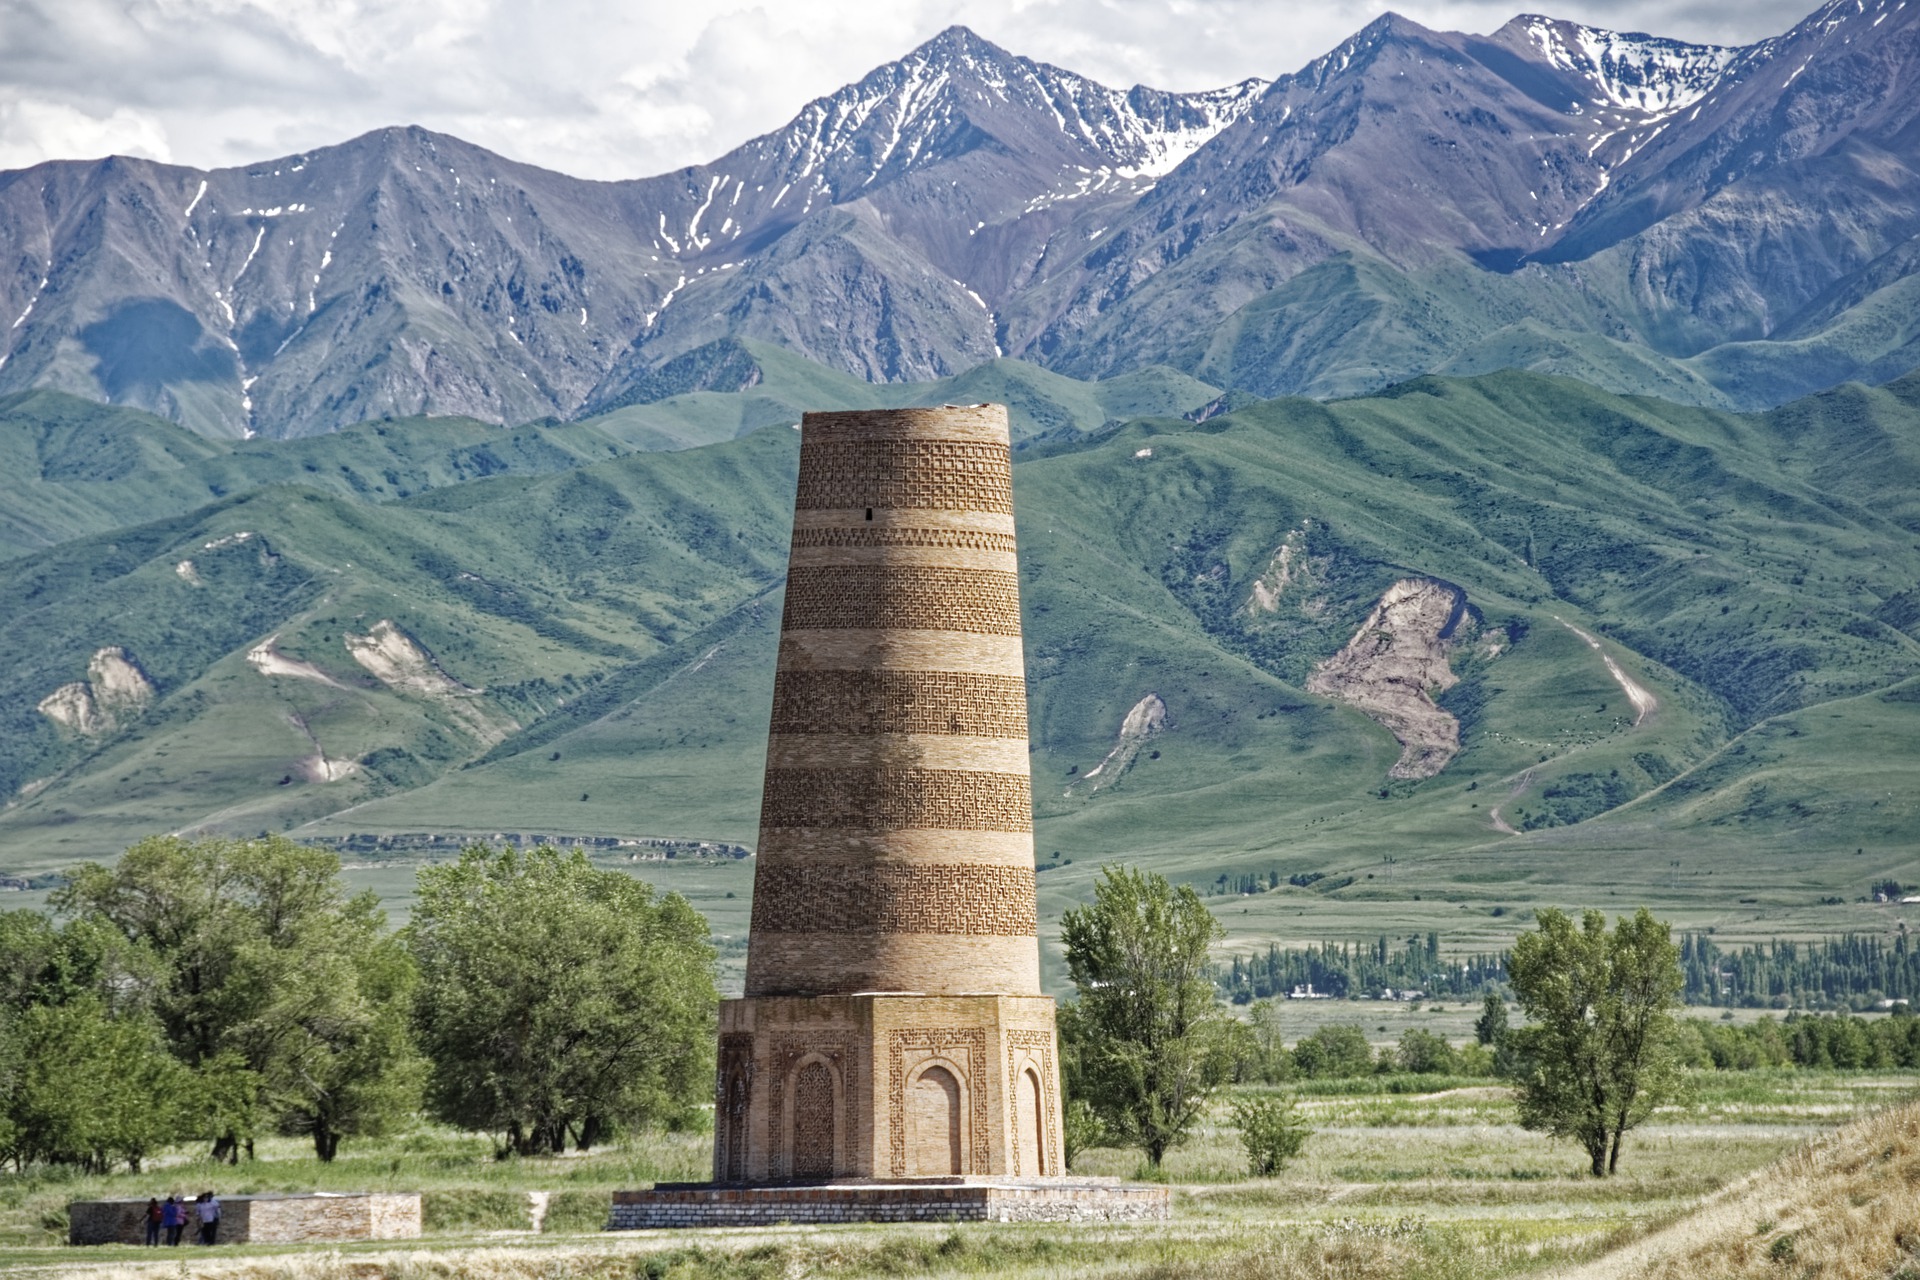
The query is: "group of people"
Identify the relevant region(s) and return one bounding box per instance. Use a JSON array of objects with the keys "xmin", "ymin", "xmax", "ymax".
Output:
[{"xmin": 142, "ymin": 1192, "xmax": 221, "ymax": 1246}]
